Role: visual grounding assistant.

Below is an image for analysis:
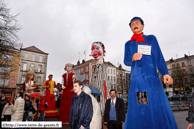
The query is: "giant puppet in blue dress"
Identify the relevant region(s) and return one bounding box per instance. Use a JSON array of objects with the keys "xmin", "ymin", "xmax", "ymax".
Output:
[{"xmin": 124, "ymin": 17, "xmax": 178, "ymax": 129}]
